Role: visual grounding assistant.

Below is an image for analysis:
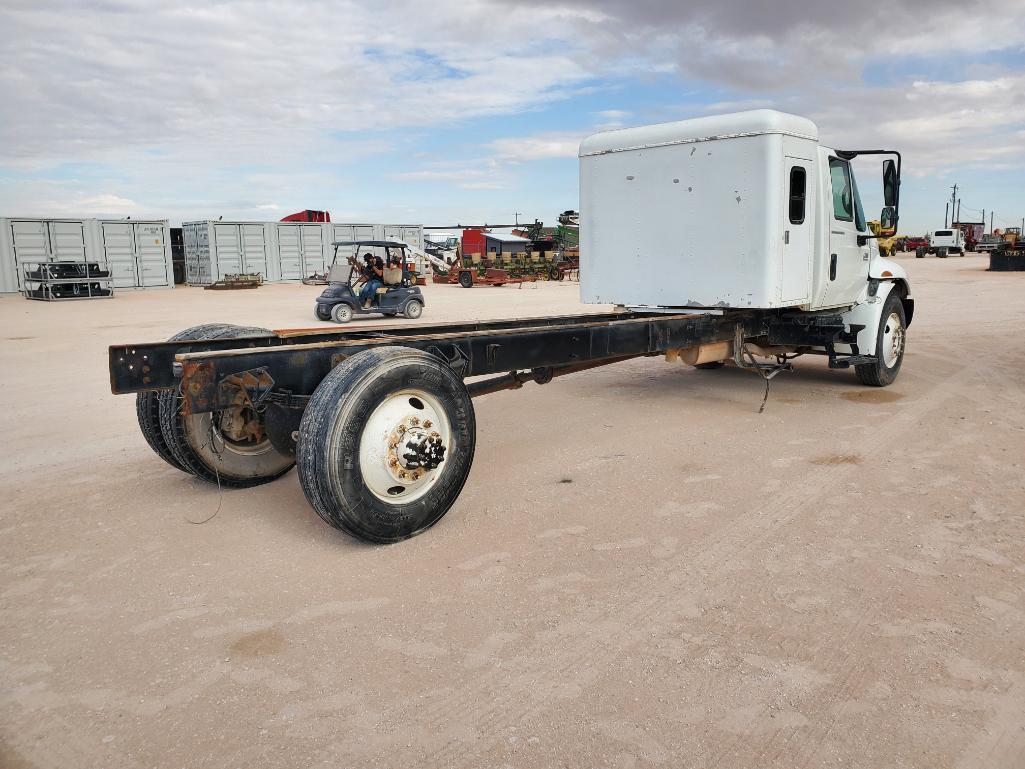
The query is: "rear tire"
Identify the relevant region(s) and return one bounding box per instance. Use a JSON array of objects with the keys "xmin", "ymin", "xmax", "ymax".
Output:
[
  {"xmin": 937, "ymin": 248, "xmax": 948, "ymax": 258},
  {"xmin": 694, "ymin": 361, "xmax": 725, "ymax": 370},
  {"xmin": 157, "ymin": 325, "xmax": 295, "ymax": 487},
  {"xmin": 297, "ymin": 347, "xmax": 476, "ymax": 543},
  {"xmin": 855, "ymin": 290, "xmax": 906, "ymax": 387},
  {"xmin": 458, "ymin": 271, "xmax": 473, "ymax": 288},
  {"xmin": 403, "ymin": 299, "xmax": 424, "ymax": 320},
  {"xmin": 915, "ymin": 247, "xmax": 925, "ymax": 258},
  {"xmin": 315, "ymin": 304, "xmax": 331, "ymax": 321},
  {"xmin": 136, "ymin": 323, "xmax": 234, "ymax": 472}
]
